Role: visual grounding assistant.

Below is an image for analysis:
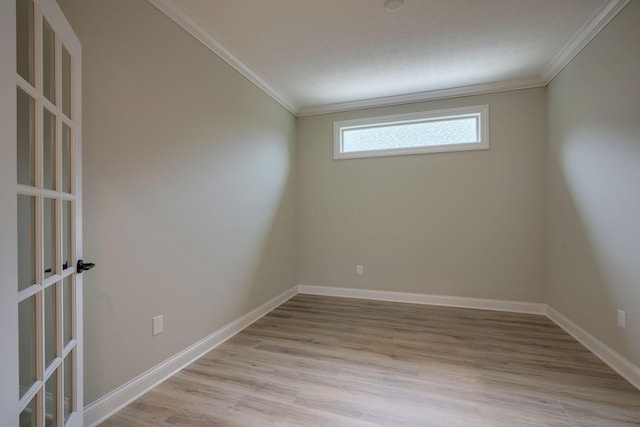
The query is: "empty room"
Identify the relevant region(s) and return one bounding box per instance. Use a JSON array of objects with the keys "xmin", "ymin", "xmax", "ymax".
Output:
[{"xmin": 1, "ymin": 0, "xmax": 639, "ymax": 425}]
